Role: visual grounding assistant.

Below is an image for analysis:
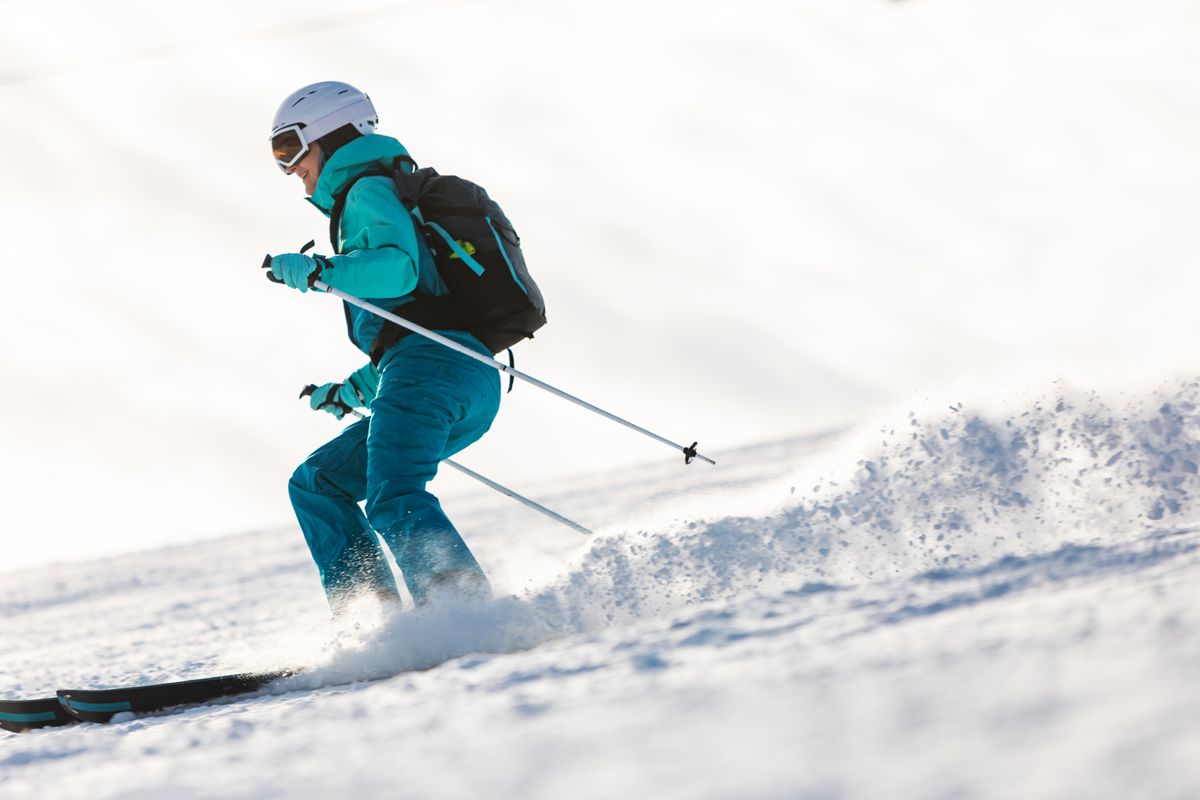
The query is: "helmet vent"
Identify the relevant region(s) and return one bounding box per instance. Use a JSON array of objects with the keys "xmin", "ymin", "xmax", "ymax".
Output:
[{"xmin": 272, "ymin": 82, "xmax": 376, "ymax": 141}]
